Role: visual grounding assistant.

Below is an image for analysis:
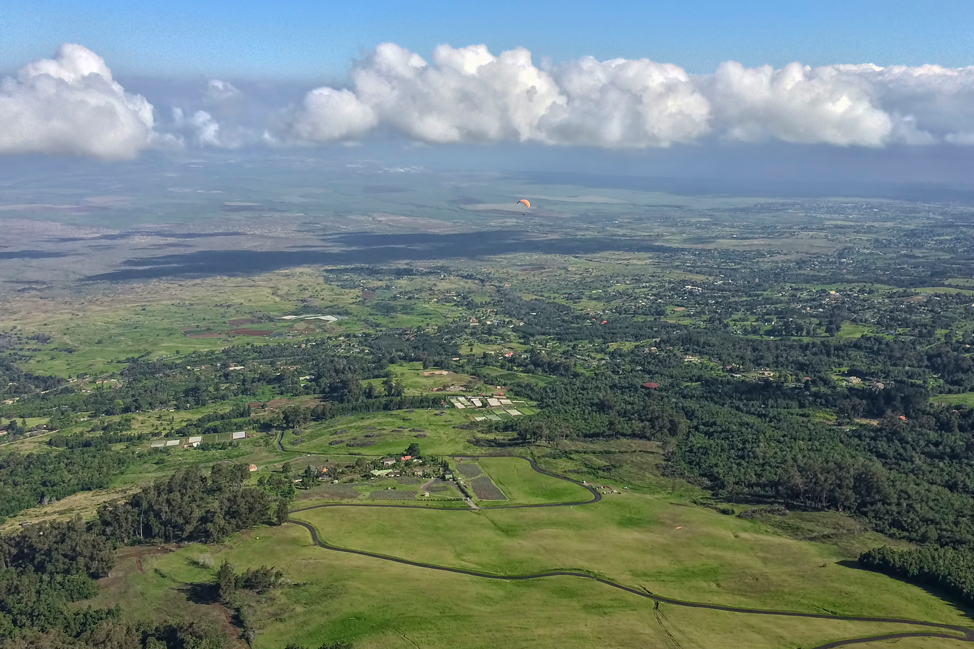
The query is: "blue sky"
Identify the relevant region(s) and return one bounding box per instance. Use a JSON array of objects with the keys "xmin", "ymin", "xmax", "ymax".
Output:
[{"xmin": 3, "ymin": 0, "xmax": 974, "ymax": 79}]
